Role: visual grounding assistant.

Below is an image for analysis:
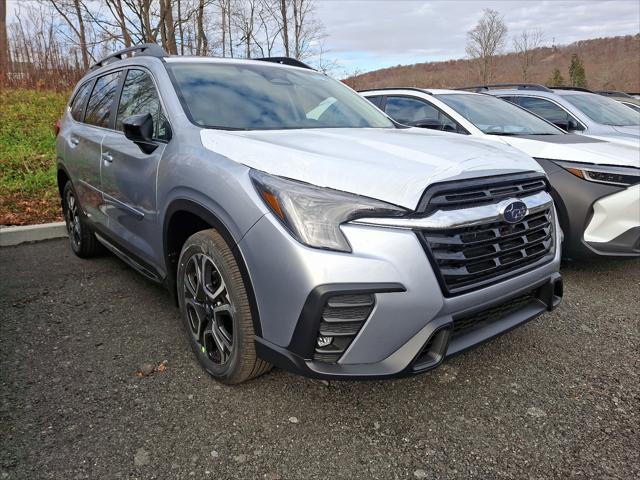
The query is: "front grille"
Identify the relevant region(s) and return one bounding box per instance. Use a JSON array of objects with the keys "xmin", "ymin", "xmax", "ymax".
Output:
[
  {"xmin": 452, "ymin": 290, "xmax": 537, "ymax": 336},
  {"xmin": 313, "ymin": 294, "xmax": 374, "ymax": 363},
  {"xmin": 422, "ymin": 207, "xmax": 554, "ymax": 295},
  {"xmin": 418, "ymin": 173, "xmax": 548, "ymax": 214}
]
